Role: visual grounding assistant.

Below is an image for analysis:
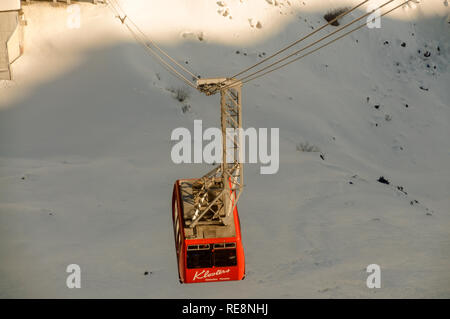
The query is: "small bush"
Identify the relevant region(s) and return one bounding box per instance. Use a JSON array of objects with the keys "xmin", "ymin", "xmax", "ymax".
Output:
[
  {"xmin": 170, "ymin": 87, "xmax": 190, "ymax": 102},
  {"xmin": 296, "ymin": 142, "xmax": 320, "ymax": 153},
  {"xmin": 181, "ymin": 104, "xmax": 191, "ymax": 113},
  {"xmin": 324, "ymin": 7, "xmax": 349, "ymax": 26}
]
